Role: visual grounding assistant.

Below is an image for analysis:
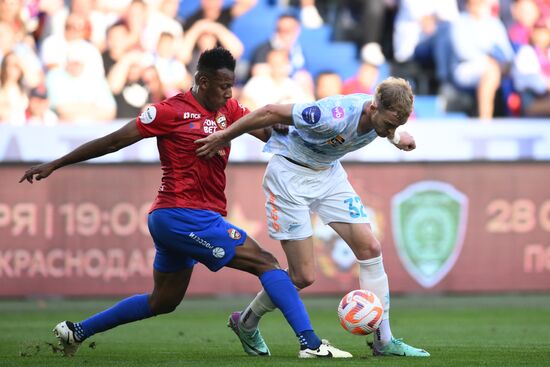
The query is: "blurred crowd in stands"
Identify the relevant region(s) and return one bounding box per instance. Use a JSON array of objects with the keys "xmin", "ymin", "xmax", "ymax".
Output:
[{"xmin": 0, "ymin": 0, "xmax": 549, "ymax": 125}]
